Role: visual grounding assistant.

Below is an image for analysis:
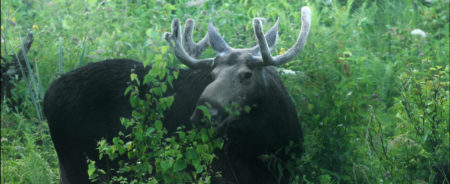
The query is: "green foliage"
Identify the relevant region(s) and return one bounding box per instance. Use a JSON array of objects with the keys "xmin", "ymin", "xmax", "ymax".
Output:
[
  {"xmin": 87, "ymin": 51, "xmax": 223, "ymax": 183},
  {"xmin": 1, "ymin": 113, "xmax": 59, "ymax": 183},
  {"xmin": 280, "ymin": 0, "xmax": 449, "ymax": 183},
  {"xmin": 1, "ymin": 0, "xmax": 448, "ymax": 183}
]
